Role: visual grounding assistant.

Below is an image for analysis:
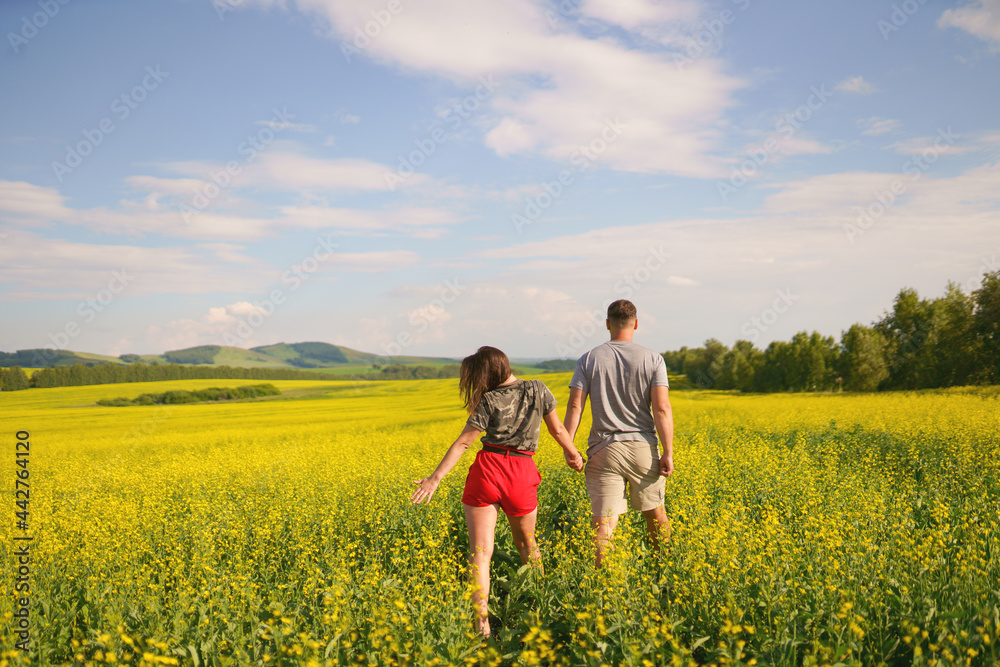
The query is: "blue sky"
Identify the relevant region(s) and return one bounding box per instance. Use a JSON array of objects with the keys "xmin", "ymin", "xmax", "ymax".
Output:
[{"xmin": 1, "ymin": 0, "xmax": 998, "ymax": 360}]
